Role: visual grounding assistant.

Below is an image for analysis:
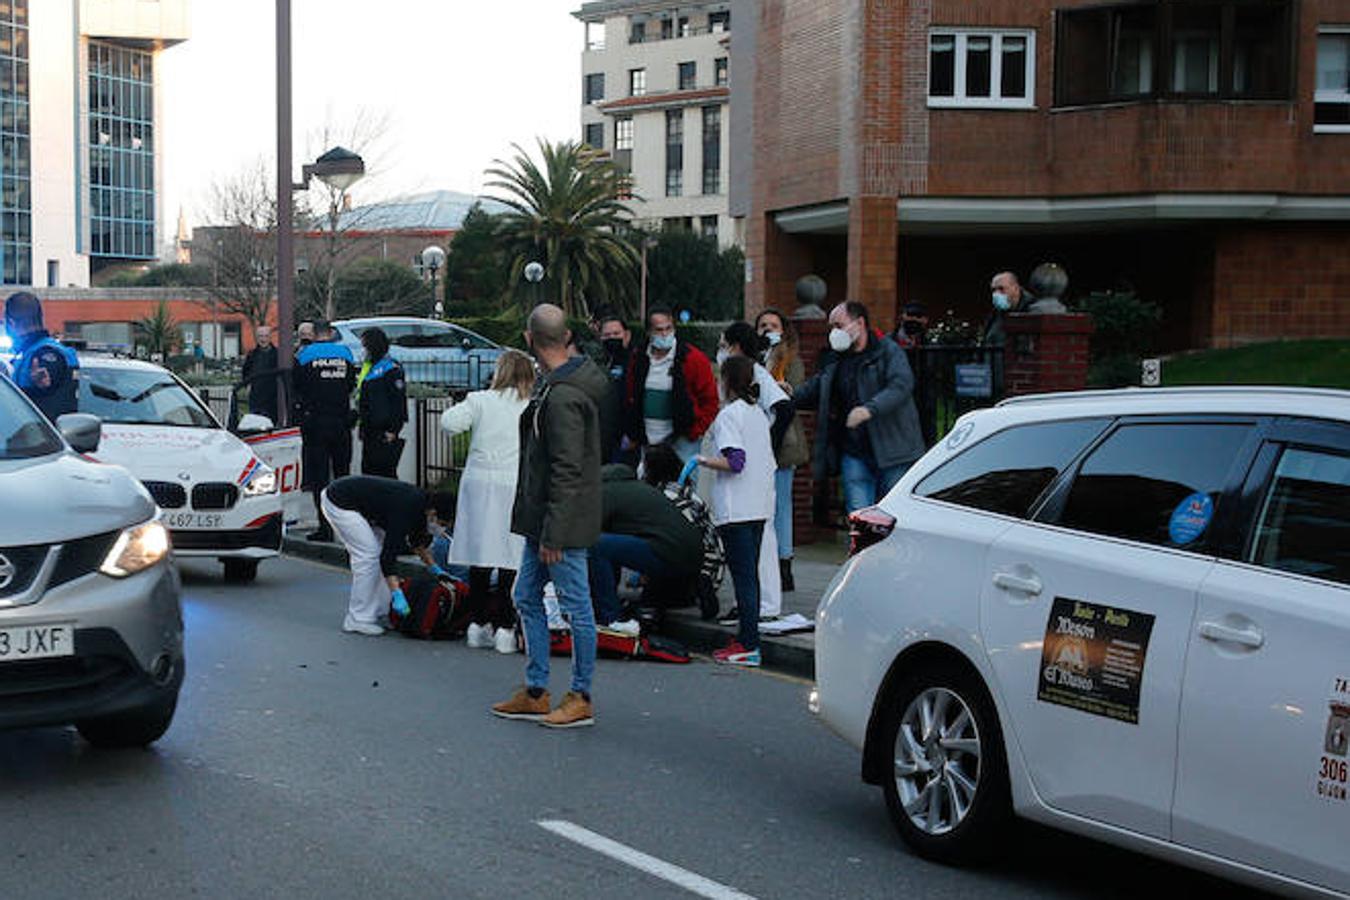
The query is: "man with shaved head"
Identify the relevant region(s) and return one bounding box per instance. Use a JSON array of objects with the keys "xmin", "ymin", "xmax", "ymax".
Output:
[
  {"xmin": 983, "ymin": 270, "xmax": 1027, "ymax": 347},
  {"xmin": 493, "ymin": 304, "xmax": 609, "ymax": 729}
]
